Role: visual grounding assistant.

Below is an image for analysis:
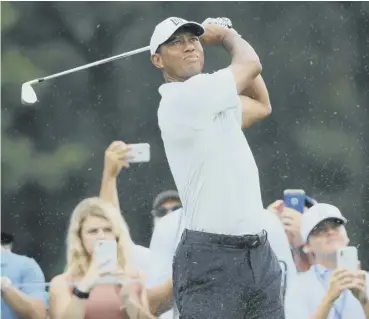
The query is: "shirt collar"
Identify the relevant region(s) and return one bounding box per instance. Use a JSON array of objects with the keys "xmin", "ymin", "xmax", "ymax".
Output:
[
  {"xmin": 158, "ymin": 82, "xmax": 182, "ymax": 96},
  {"xmin": 313, "ymin": 263, "xmax": 332, "ymax": 277}
]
